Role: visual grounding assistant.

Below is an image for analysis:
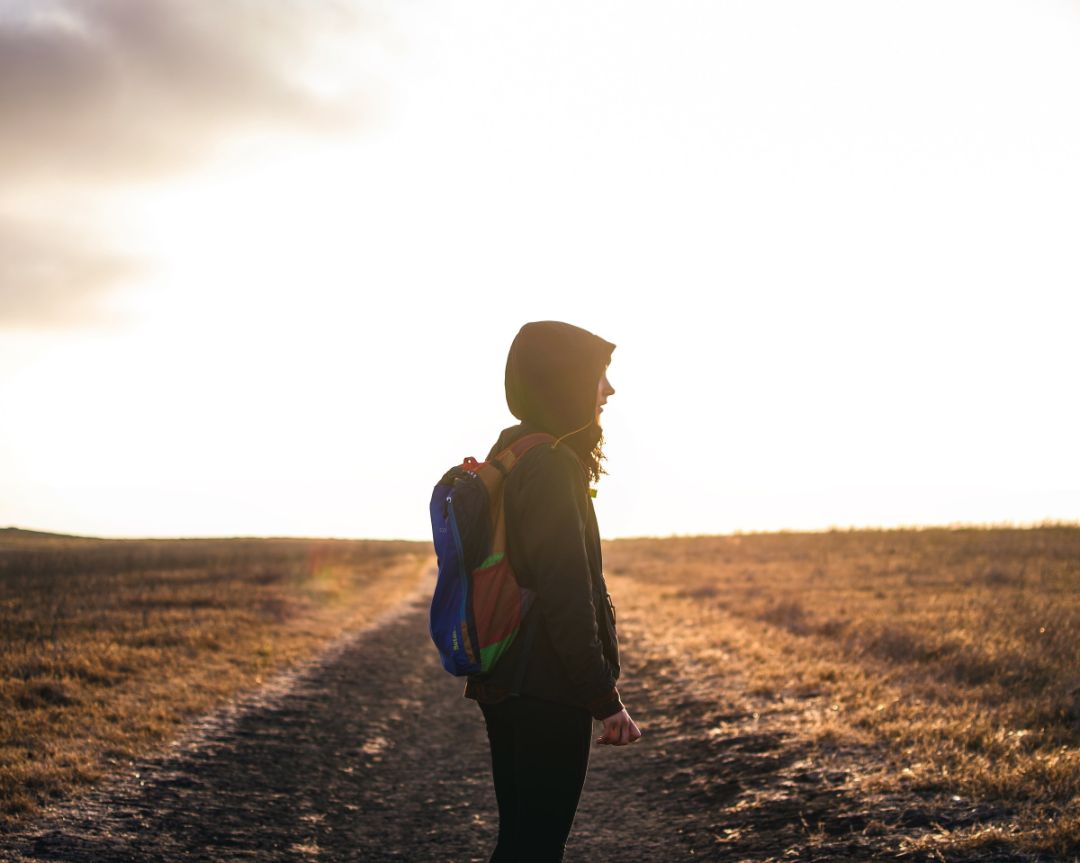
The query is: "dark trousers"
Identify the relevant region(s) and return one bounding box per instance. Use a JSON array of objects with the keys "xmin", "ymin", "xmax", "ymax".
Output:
[{"xmin": 478, "ymin": 694, "xmax": 594, "ymax": 862}]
